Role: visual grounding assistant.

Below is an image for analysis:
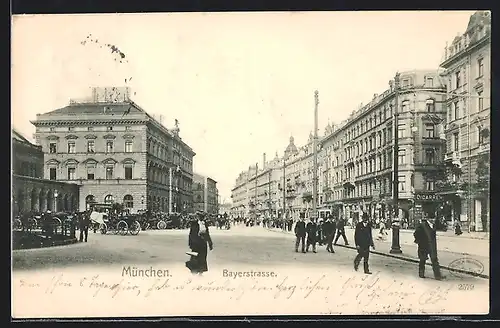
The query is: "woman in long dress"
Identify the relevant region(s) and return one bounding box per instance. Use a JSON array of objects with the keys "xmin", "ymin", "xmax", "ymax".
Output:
[{"xmin": 187, "ymin": 214, "xmax": 214, "ymax": 274}]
